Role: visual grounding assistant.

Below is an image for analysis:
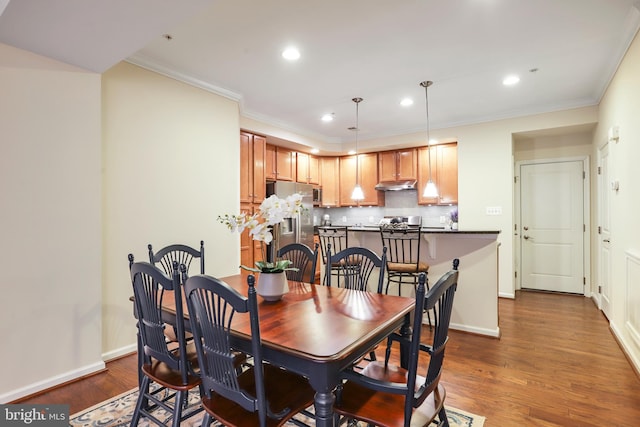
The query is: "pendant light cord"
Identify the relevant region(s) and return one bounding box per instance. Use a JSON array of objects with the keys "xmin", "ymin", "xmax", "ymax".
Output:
[
  {"xmin": 353, "ymin": 97, "xmax": 362, "ymax": 186},
  {"xmin": 421, "ymin": 81, "xmax": 433, "ymax": 182}
]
